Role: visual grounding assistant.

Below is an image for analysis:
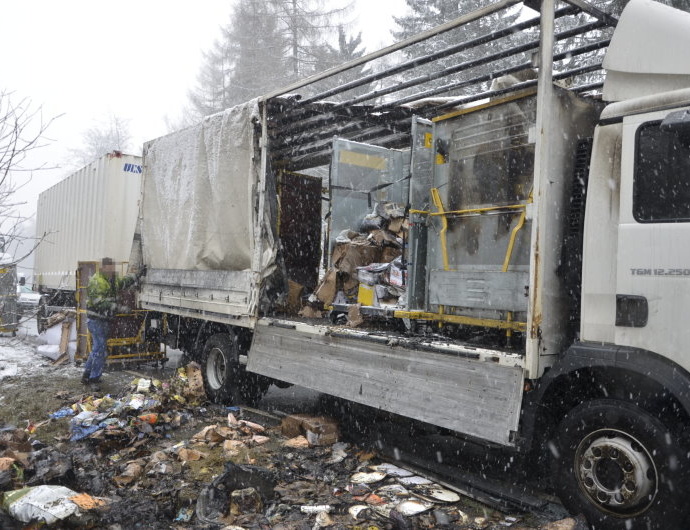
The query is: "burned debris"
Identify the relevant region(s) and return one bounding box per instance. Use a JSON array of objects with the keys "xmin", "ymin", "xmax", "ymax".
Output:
[{"xmin": 0, "ymin": 358, "xmax": 576, "ymax": 528}]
